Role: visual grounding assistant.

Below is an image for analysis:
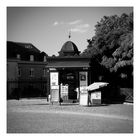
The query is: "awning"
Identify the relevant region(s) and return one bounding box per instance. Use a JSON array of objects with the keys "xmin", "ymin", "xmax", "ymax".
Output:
[{"xmin": 87, "ymin": 82, "xmax": 109, "ymax": 91}]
